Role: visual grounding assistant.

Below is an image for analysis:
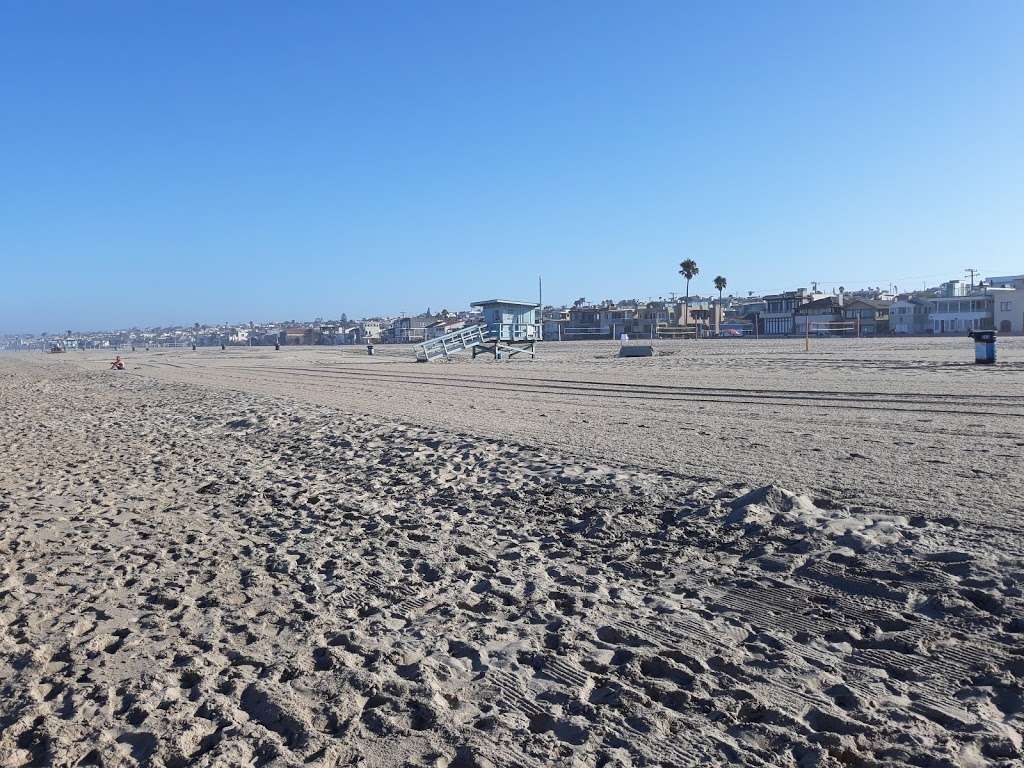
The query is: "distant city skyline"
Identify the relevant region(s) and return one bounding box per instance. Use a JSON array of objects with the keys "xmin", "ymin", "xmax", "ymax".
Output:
[{"xmin": 2, "ymin": 2, "xmax": 1022, "ymax": 333}]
